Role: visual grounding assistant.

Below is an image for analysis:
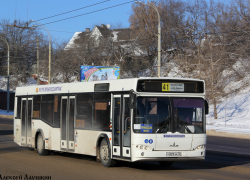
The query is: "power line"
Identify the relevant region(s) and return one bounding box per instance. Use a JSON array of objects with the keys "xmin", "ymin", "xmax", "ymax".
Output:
[
  {"xmin": 35, "ymin": 0, "xmax": 110, "ymax": 22},
  {"xmin": 42, "ymin": 1, "xmax": 134, "ymax": 26},
  {"xmin": 39, "ymin": 29, "xmax": 76, "ymax": 34}
]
